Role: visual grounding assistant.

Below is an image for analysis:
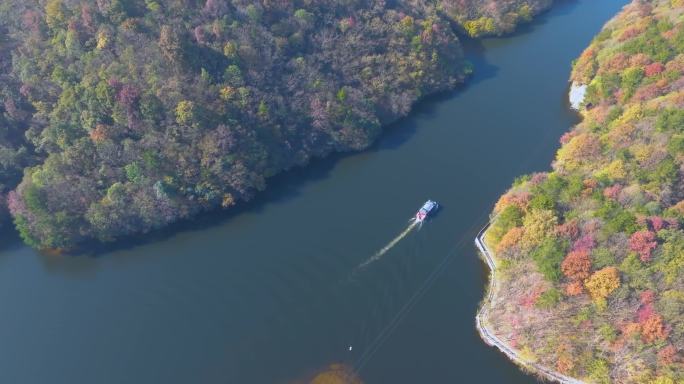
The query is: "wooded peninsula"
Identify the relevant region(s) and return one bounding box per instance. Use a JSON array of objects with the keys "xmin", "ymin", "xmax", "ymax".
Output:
[
  {"xmin": 485, "ymin": 1, "xmax": 684, "ymax": 382},
  {"xmin": 0, "ymin": 0, "xmax": 550, "ymax": 249}
]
